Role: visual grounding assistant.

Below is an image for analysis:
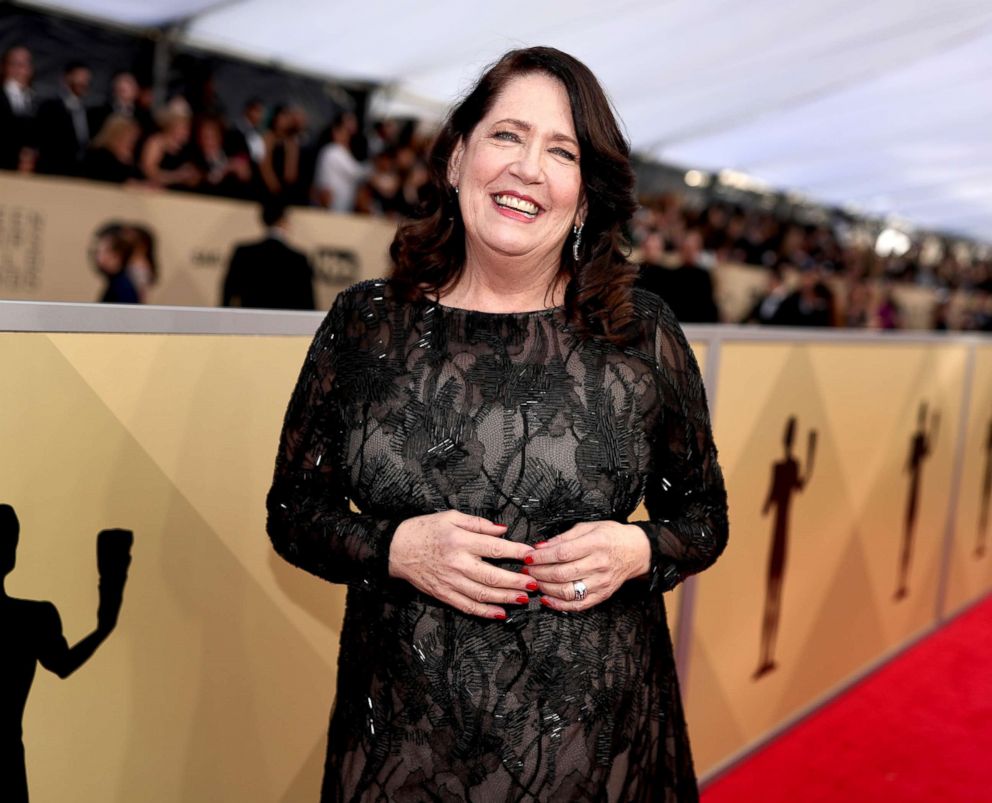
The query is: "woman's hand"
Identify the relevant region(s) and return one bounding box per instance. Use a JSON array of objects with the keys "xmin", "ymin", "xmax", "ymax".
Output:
[
  {"xmin": 525, "ymin": 521, "xmax": 651, "ymax": 611},
  {"xmin": 388, "ymin": 511, "xmax": 536, "ymax": 620}
]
